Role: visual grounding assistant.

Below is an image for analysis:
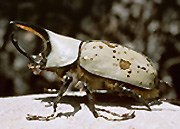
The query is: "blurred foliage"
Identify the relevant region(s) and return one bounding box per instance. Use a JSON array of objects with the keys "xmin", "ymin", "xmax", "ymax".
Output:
[{"xmin": 0, "ymin": 0, "xmax": 179, "ymax": 97}]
